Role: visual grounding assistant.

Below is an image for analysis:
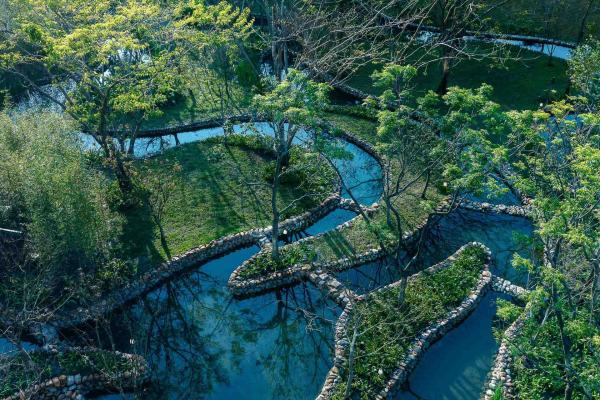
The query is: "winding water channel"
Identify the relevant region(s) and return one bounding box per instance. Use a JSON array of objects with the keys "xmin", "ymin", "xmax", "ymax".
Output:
[
  {"xmin": 1, "ymin": 29, "xmax": 574, "ymax": 400},
  {"xmin": 65, "ymin": 121, "xmax": 535, "ymax": 400}
]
